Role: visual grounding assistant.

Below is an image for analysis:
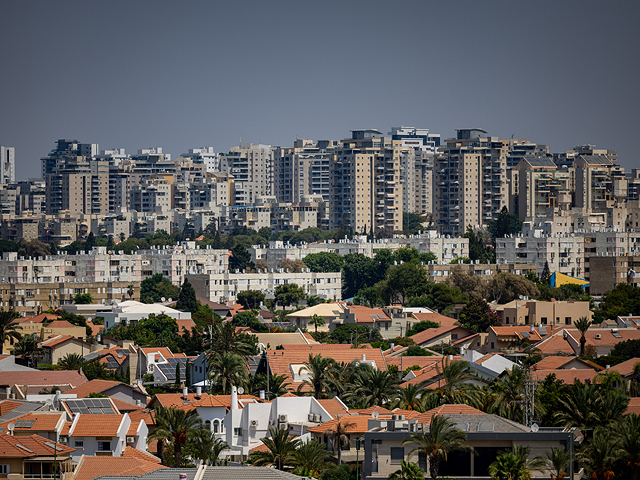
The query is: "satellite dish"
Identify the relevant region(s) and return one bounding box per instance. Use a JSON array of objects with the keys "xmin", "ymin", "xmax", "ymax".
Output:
[
  {"xmin": 237, "ymin": 387, "xmax": 245, "ymax": 394},
  {"xmin": 7, "ymin": 423, "xmax": 15, "ymax": 434},
  {"xmin": 372, "ymin": 411, "xmax": 379, "ymax": 419},
  {"xmin": 530, "ymin": 423, "xmax": 539, "ymax": 432}
]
